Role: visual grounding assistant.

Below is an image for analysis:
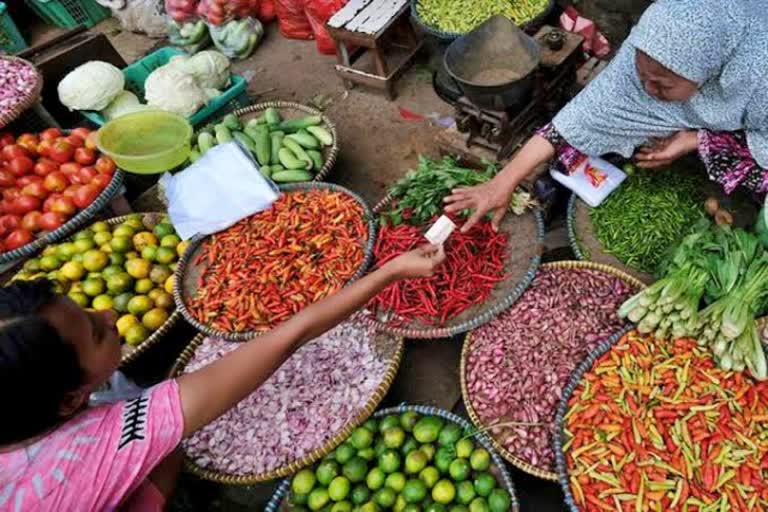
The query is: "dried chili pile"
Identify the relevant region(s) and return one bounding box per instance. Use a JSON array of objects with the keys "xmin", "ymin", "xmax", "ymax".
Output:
[
  {"xmin": 187, "ymin": 190, "xmax": 368, "ymax": 332},
  {"xmin": 369, "ymin": 219, "xmax": 506, "ymax": 325},
  {"xmin": 564, "ymin": 330, "xmax": 768, "ymax": 512}
]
